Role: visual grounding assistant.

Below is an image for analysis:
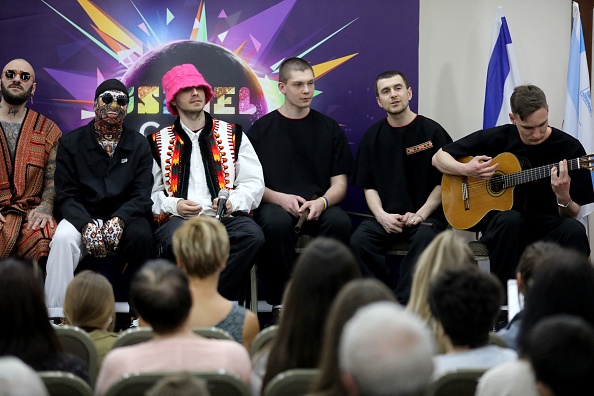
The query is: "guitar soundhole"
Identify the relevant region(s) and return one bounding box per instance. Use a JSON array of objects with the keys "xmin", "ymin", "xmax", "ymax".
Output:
[{"xmin": 489, "ymin": 174, "xmax": 505, "ymax": 195}]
